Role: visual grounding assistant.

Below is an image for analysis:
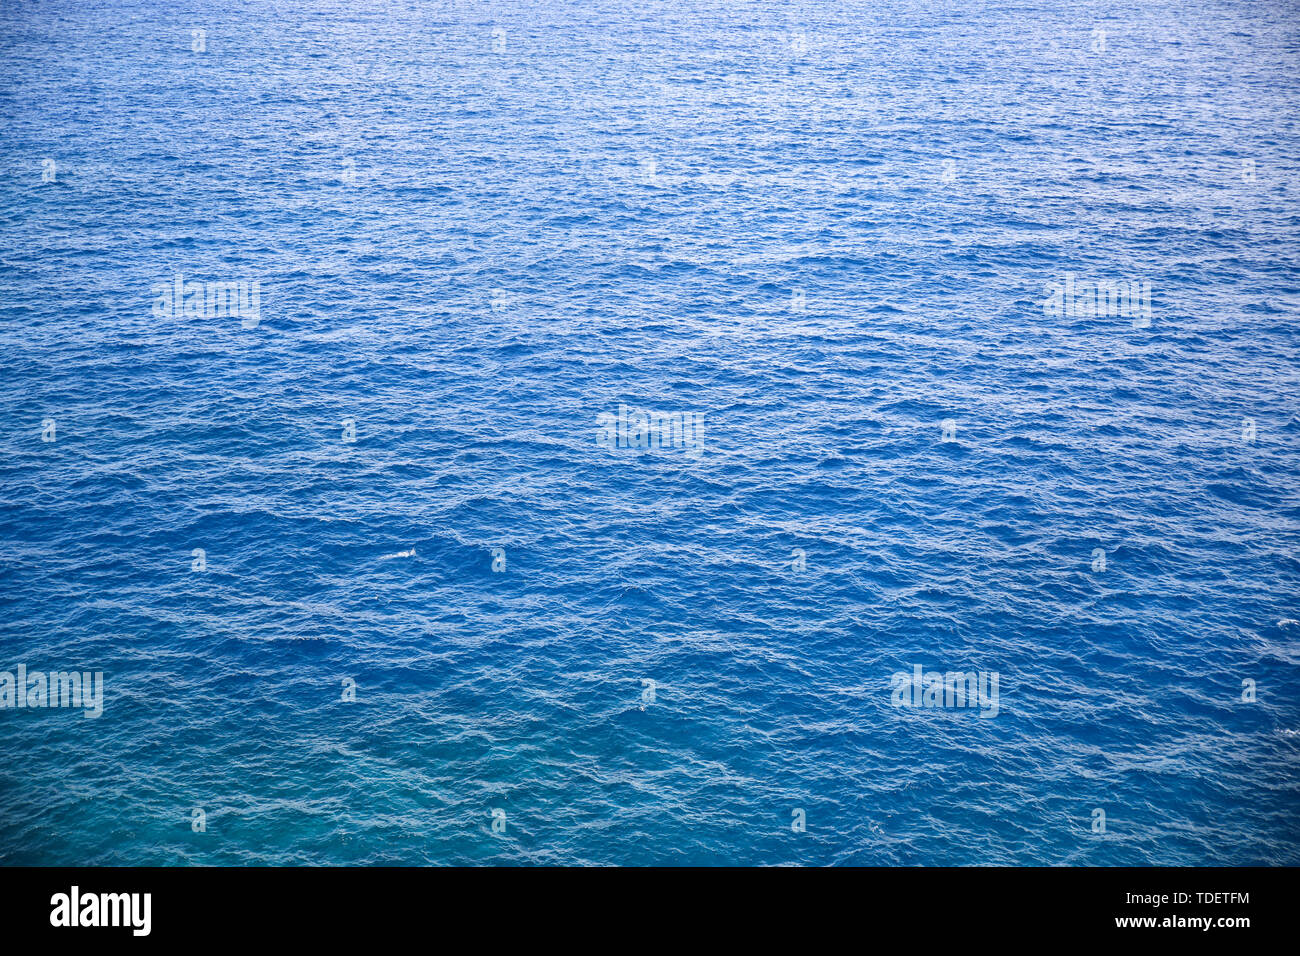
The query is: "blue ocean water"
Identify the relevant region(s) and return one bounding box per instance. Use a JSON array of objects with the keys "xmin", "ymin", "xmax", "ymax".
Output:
[{"xmin": 1, "ymin": 0, "xmax": 1298, "ymax": 866}]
